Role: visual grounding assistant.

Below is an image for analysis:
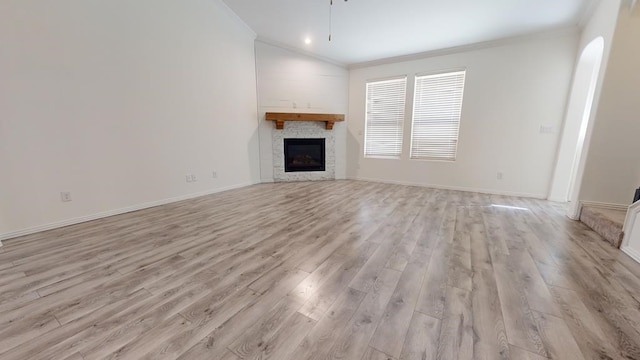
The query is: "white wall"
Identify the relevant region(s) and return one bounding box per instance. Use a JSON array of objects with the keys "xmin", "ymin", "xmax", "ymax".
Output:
[
  {"xmin": 579, "ymin": 0, "xmax": 622, "ymax": 51},
  {"xmin": 255, "ymin": 41, "xmax": 349, "ymax": 182},
  {"xmin": 347, "ymin": 33, "xmax": 578, "ymax": 198},
  {"xmin": 548, "ymin": 0, "xmax": 622, "ymax": 215},
  {"xmin": 548, "ymin": 37, "xmax": 603, "ymax": 202},
  {"xmin": 578, "ymin": 3, "xmax": 640, "ymax": 205},
  {"xmin": 0, "ymin": 0, "xmax": 260, "ymax": 238}
]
